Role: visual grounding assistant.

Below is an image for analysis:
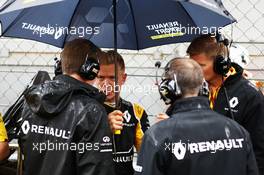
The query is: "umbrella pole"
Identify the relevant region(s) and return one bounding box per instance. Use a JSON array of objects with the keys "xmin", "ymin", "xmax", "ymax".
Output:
[
  {"xmin": 113, "ymin": 0, "xmax": 118, "ymax": 108},
  {"xmin": 112, "ymin": 0, "xmax": 120, "ymax": 157}
]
